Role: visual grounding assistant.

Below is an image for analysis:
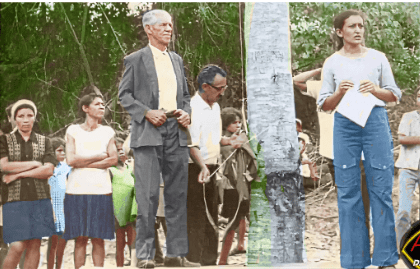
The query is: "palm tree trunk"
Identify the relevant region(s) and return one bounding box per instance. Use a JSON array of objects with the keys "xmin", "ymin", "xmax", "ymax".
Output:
[{"xmin": 245, "ymin": 2, "xmax": 305, "ymax": 265}]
